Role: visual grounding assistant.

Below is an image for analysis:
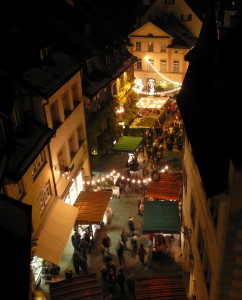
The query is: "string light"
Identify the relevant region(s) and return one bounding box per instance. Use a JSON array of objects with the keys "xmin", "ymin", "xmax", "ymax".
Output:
[
  {"xmin": 145, "ymin": 56, "xmax": 182, "ymax": 86},
  {"xmin": 81, "ymin": 166, "xmax": 176, "ymax": 186}
]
